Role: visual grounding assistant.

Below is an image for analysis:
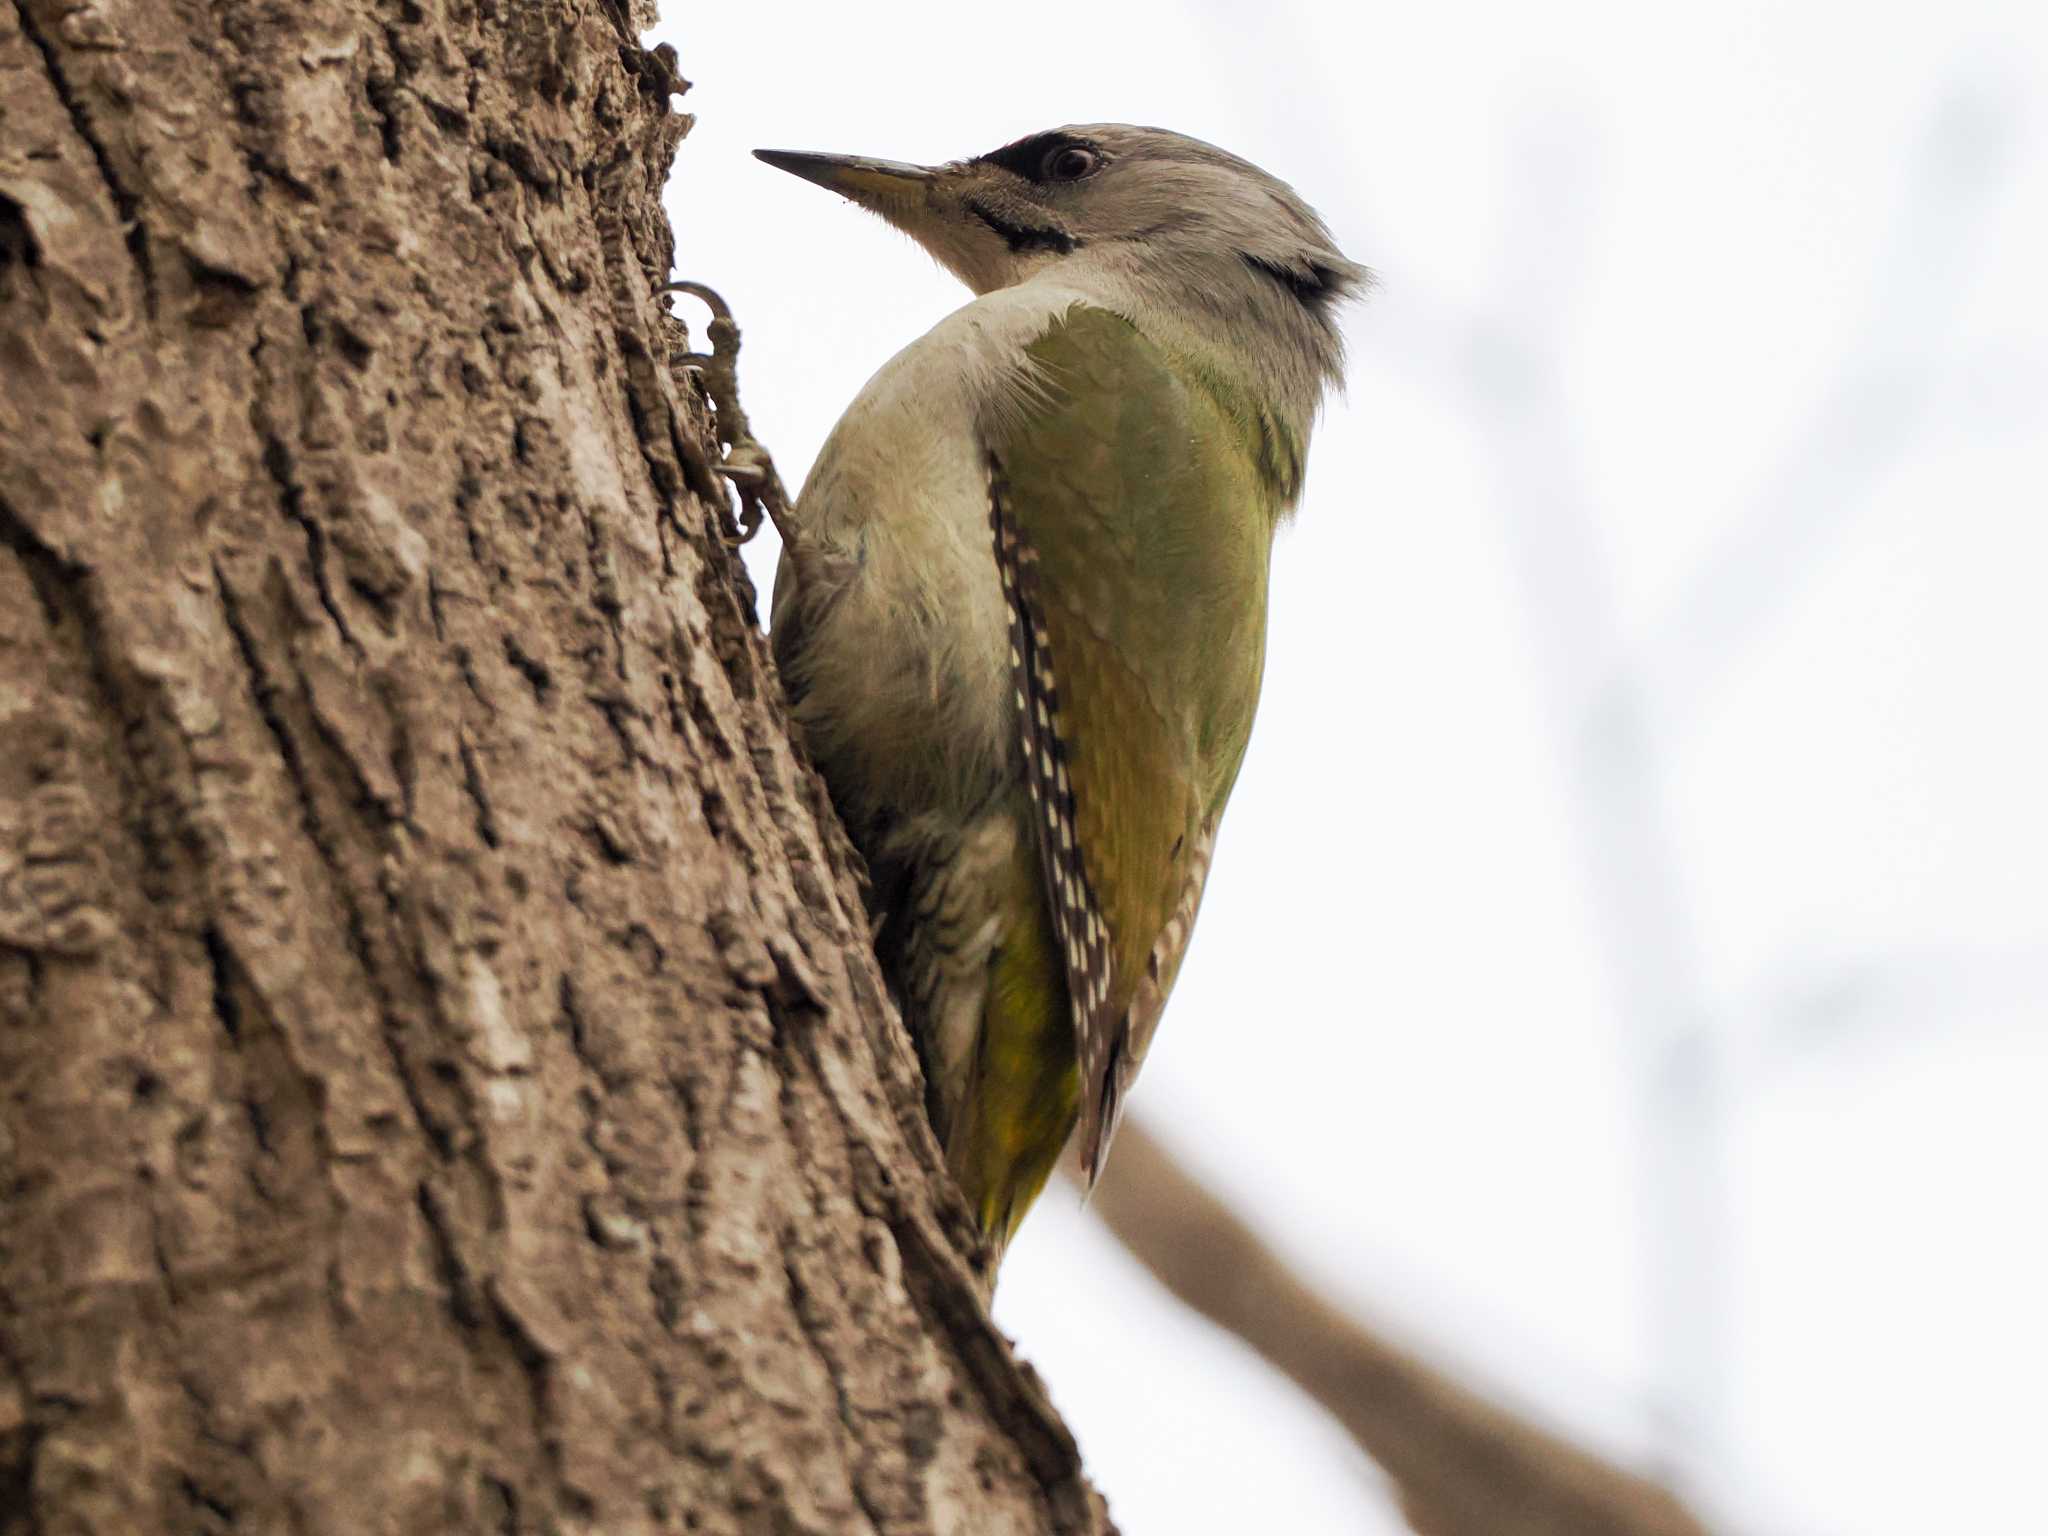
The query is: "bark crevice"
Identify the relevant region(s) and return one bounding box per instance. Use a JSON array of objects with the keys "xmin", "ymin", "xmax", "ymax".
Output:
[{"xmin": 8, "ymin": 0, "xmax": 152, "ymax": 297}]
